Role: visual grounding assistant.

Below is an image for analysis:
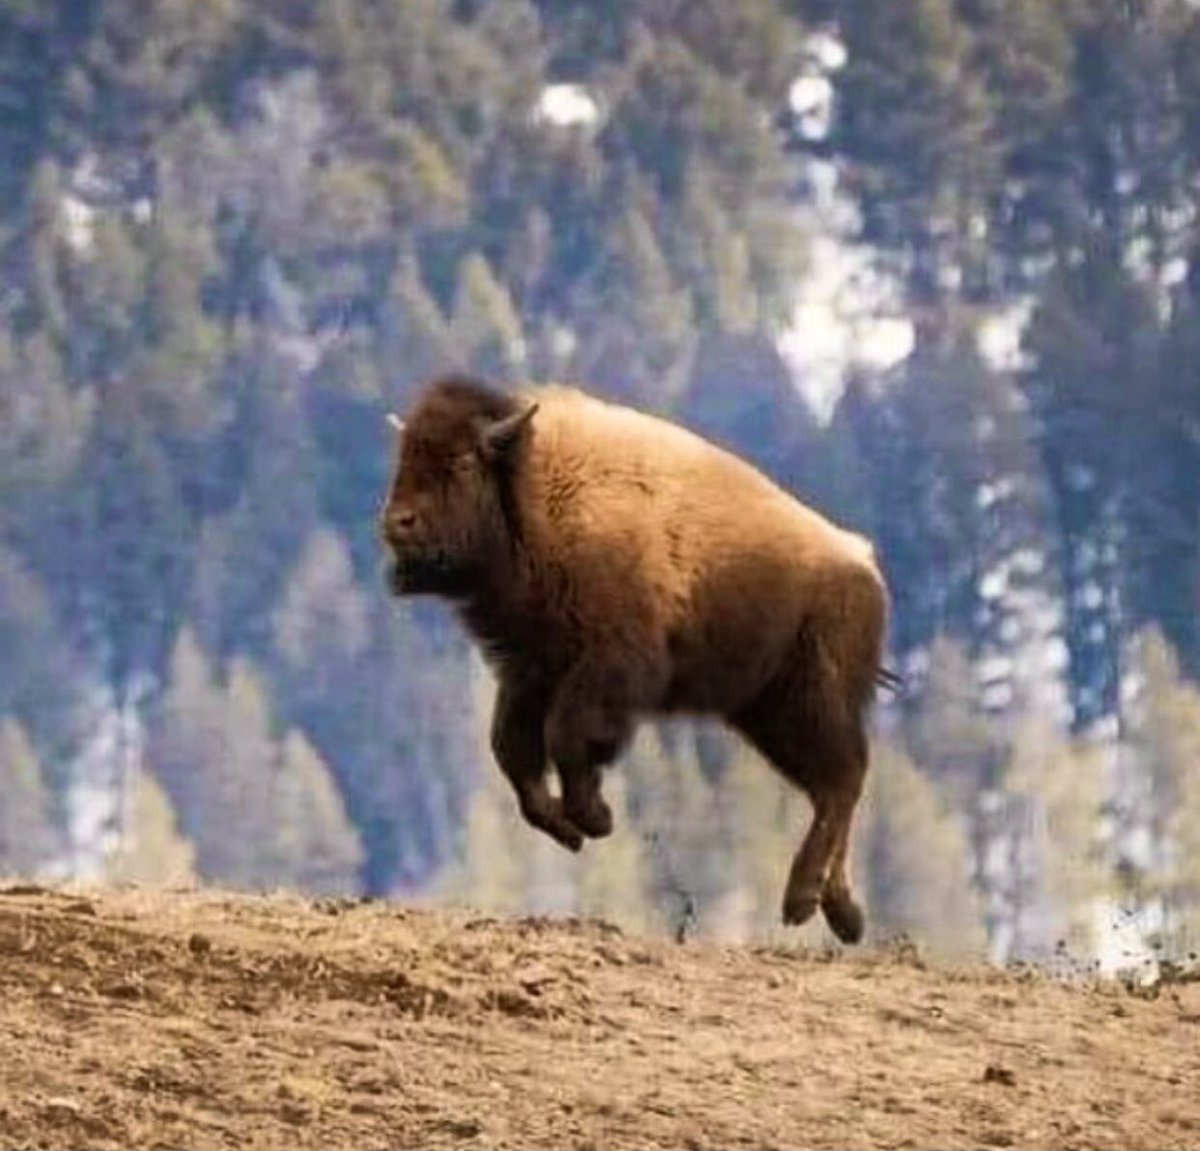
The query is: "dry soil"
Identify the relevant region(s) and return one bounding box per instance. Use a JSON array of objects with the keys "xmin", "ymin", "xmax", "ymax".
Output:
[{"xmin": 1, "ymin": 883, "xmax": 1198, "ymax": 1149}]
